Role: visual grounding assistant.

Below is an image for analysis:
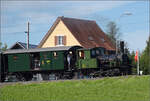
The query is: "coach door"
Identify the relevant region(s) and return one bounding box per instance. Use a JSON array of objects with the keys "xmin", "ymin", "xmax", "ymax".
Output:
[
  {"xmin": 40, "ymin": 52, "xmax": 52, "ymax": 70},
  {"xmin": 52, "ymin": 51, "xmax": 64, "ymax": 70},
  {"xmin": 30, "ymin": 53, "xmax": 40, "ymax": 70}
]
